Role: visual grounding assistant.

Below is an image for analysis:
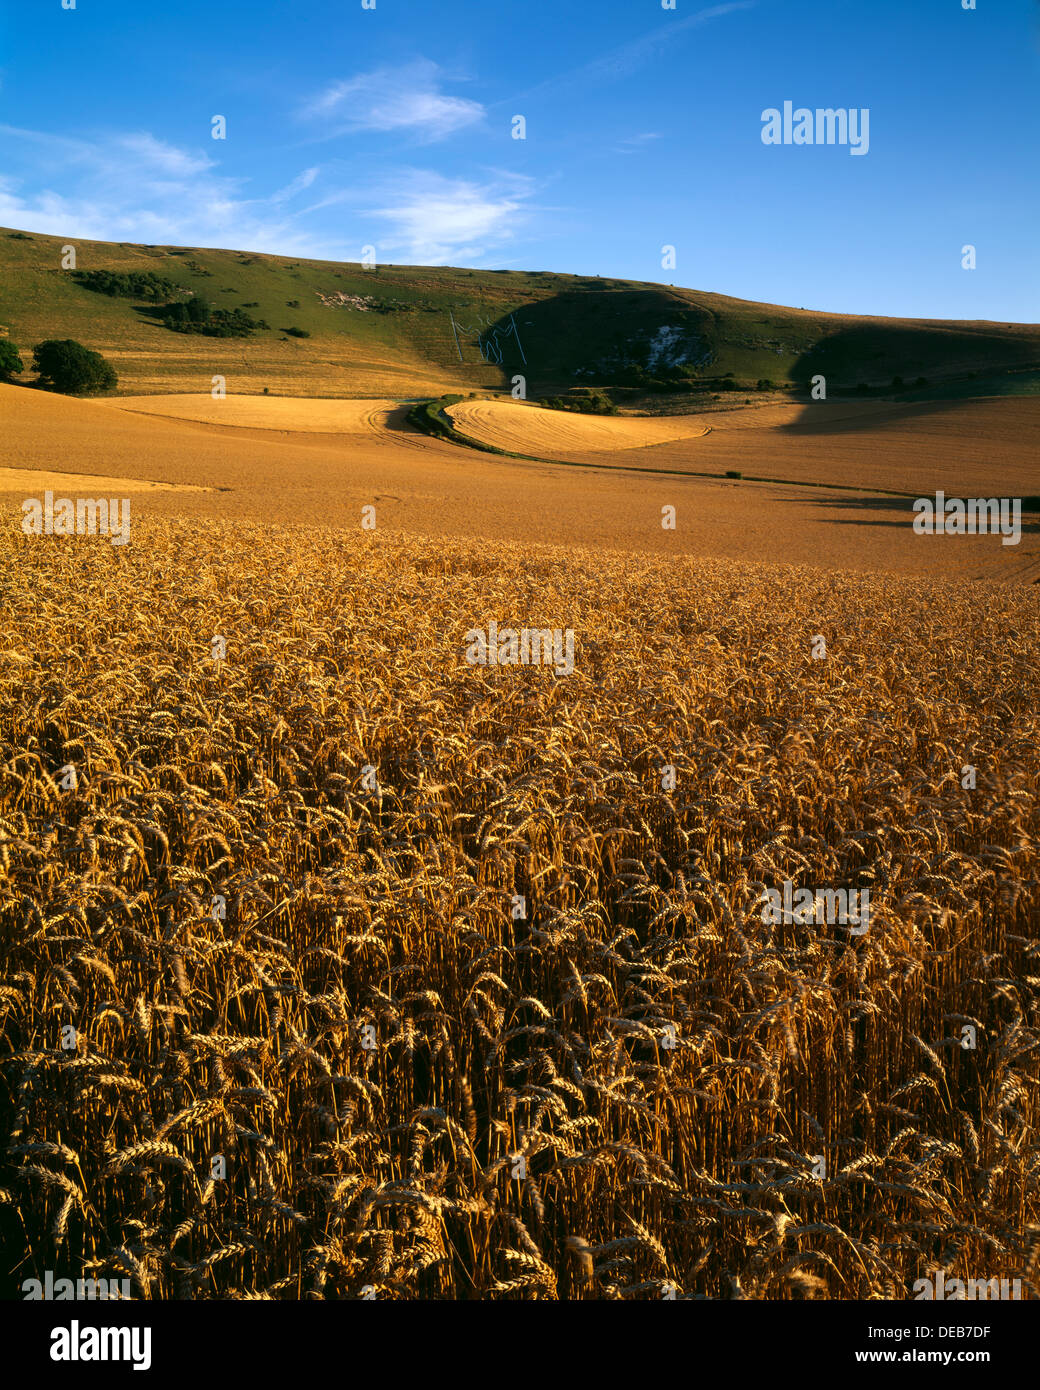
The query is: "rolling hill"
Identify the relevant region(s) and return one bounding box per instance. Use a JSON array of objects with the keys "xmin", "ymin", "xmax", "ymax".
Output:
[{"xmin": 1, "ymin": 226, "xmax": 1039, "ymax": 400}]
